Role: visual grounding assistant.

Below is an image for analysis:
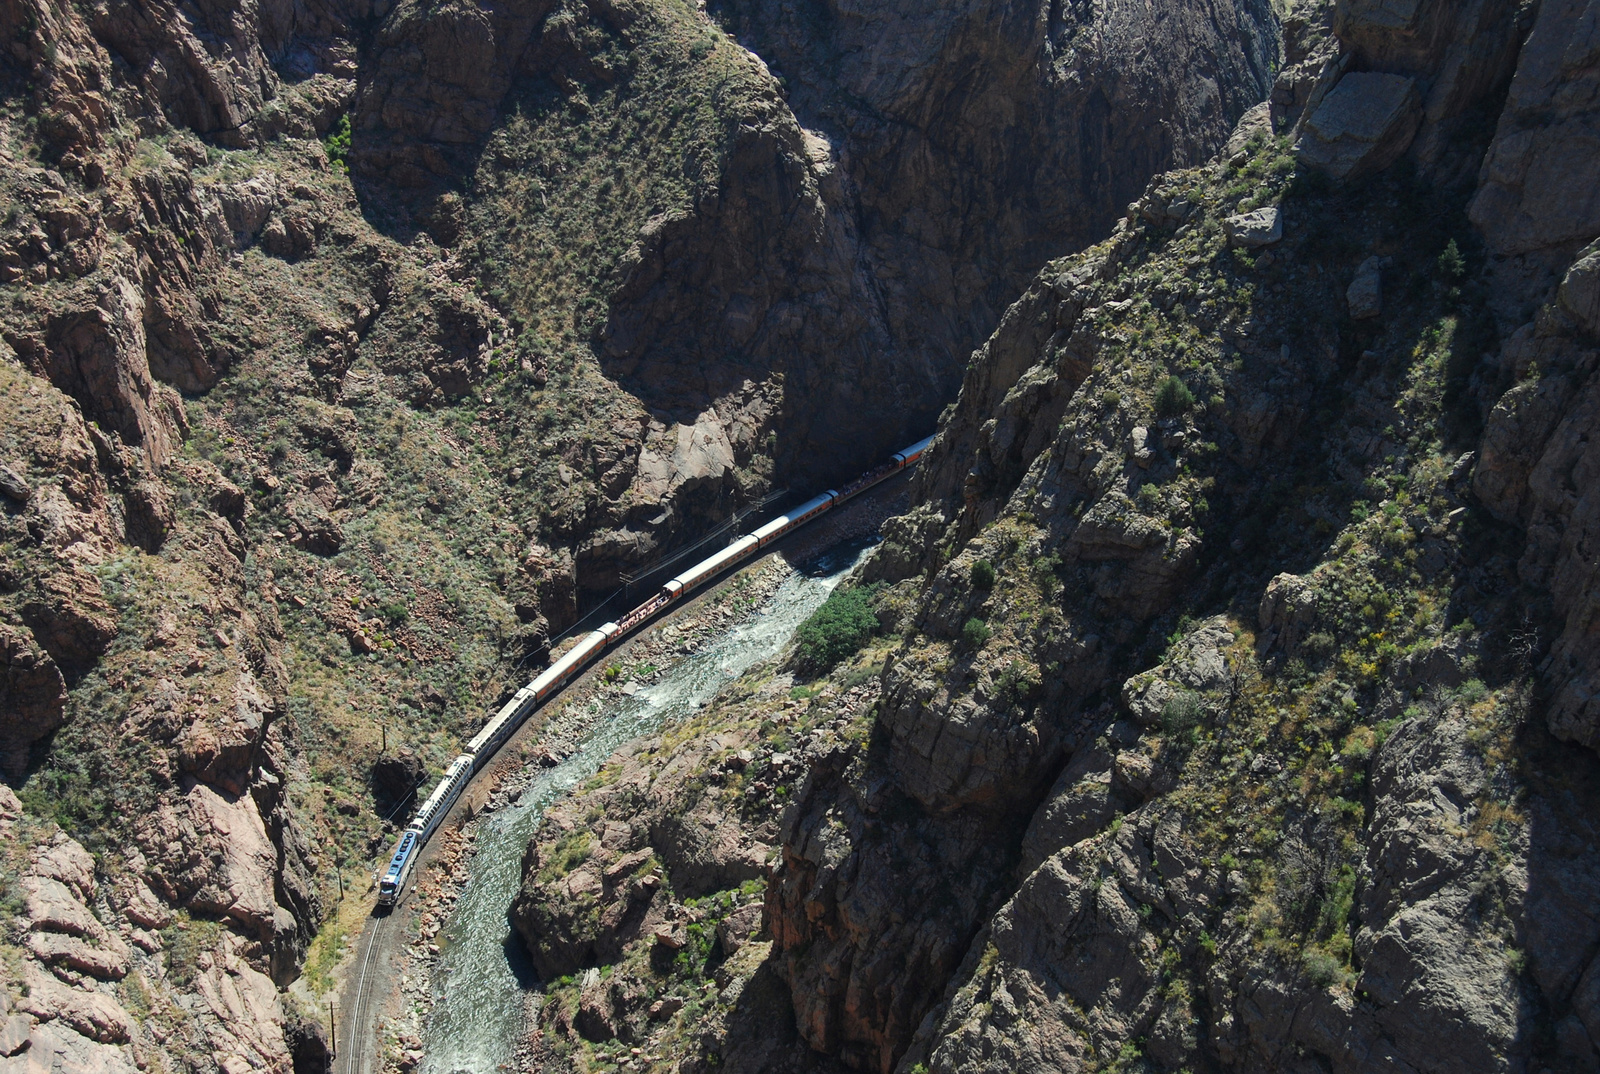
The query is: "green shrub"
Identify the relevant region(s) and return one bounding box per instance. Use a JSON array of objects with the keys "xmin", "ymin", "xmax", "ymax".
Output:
[
  {"xmin": 1155, "ymin": 376, "xmax": 1195, "ymax": 417},
  {"xmin": 539, "ymin": 830, "xmax": 594, "ymax": 882},
  {"xmin": 1160, "ymin": 690, "xmax": 1203, "ymax": 743},
  {"xmin": 1303, "ymin": 947, "xmax": 1354, "ymax": 988},
  {"xmin": 969, "ymin": 558, "xmax": 996, "ymax": 590},
  {"xmin": 323, "ymin": 114, "xmax": 351, "ymax": 172},
  {"xmin": 794, "ymin": 585, "xmax": 879, "ymax": 670},
  {"xmin": 842, "ymin": 662, "xmax": 883, "ymax": 691},
  {"xmin": 961, "ymin": 617, "xmax": 991, "ymax": 649},
  {"xmin": 1302, "ymin": 632, "xmax": 1337, "ymax": 662}
]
